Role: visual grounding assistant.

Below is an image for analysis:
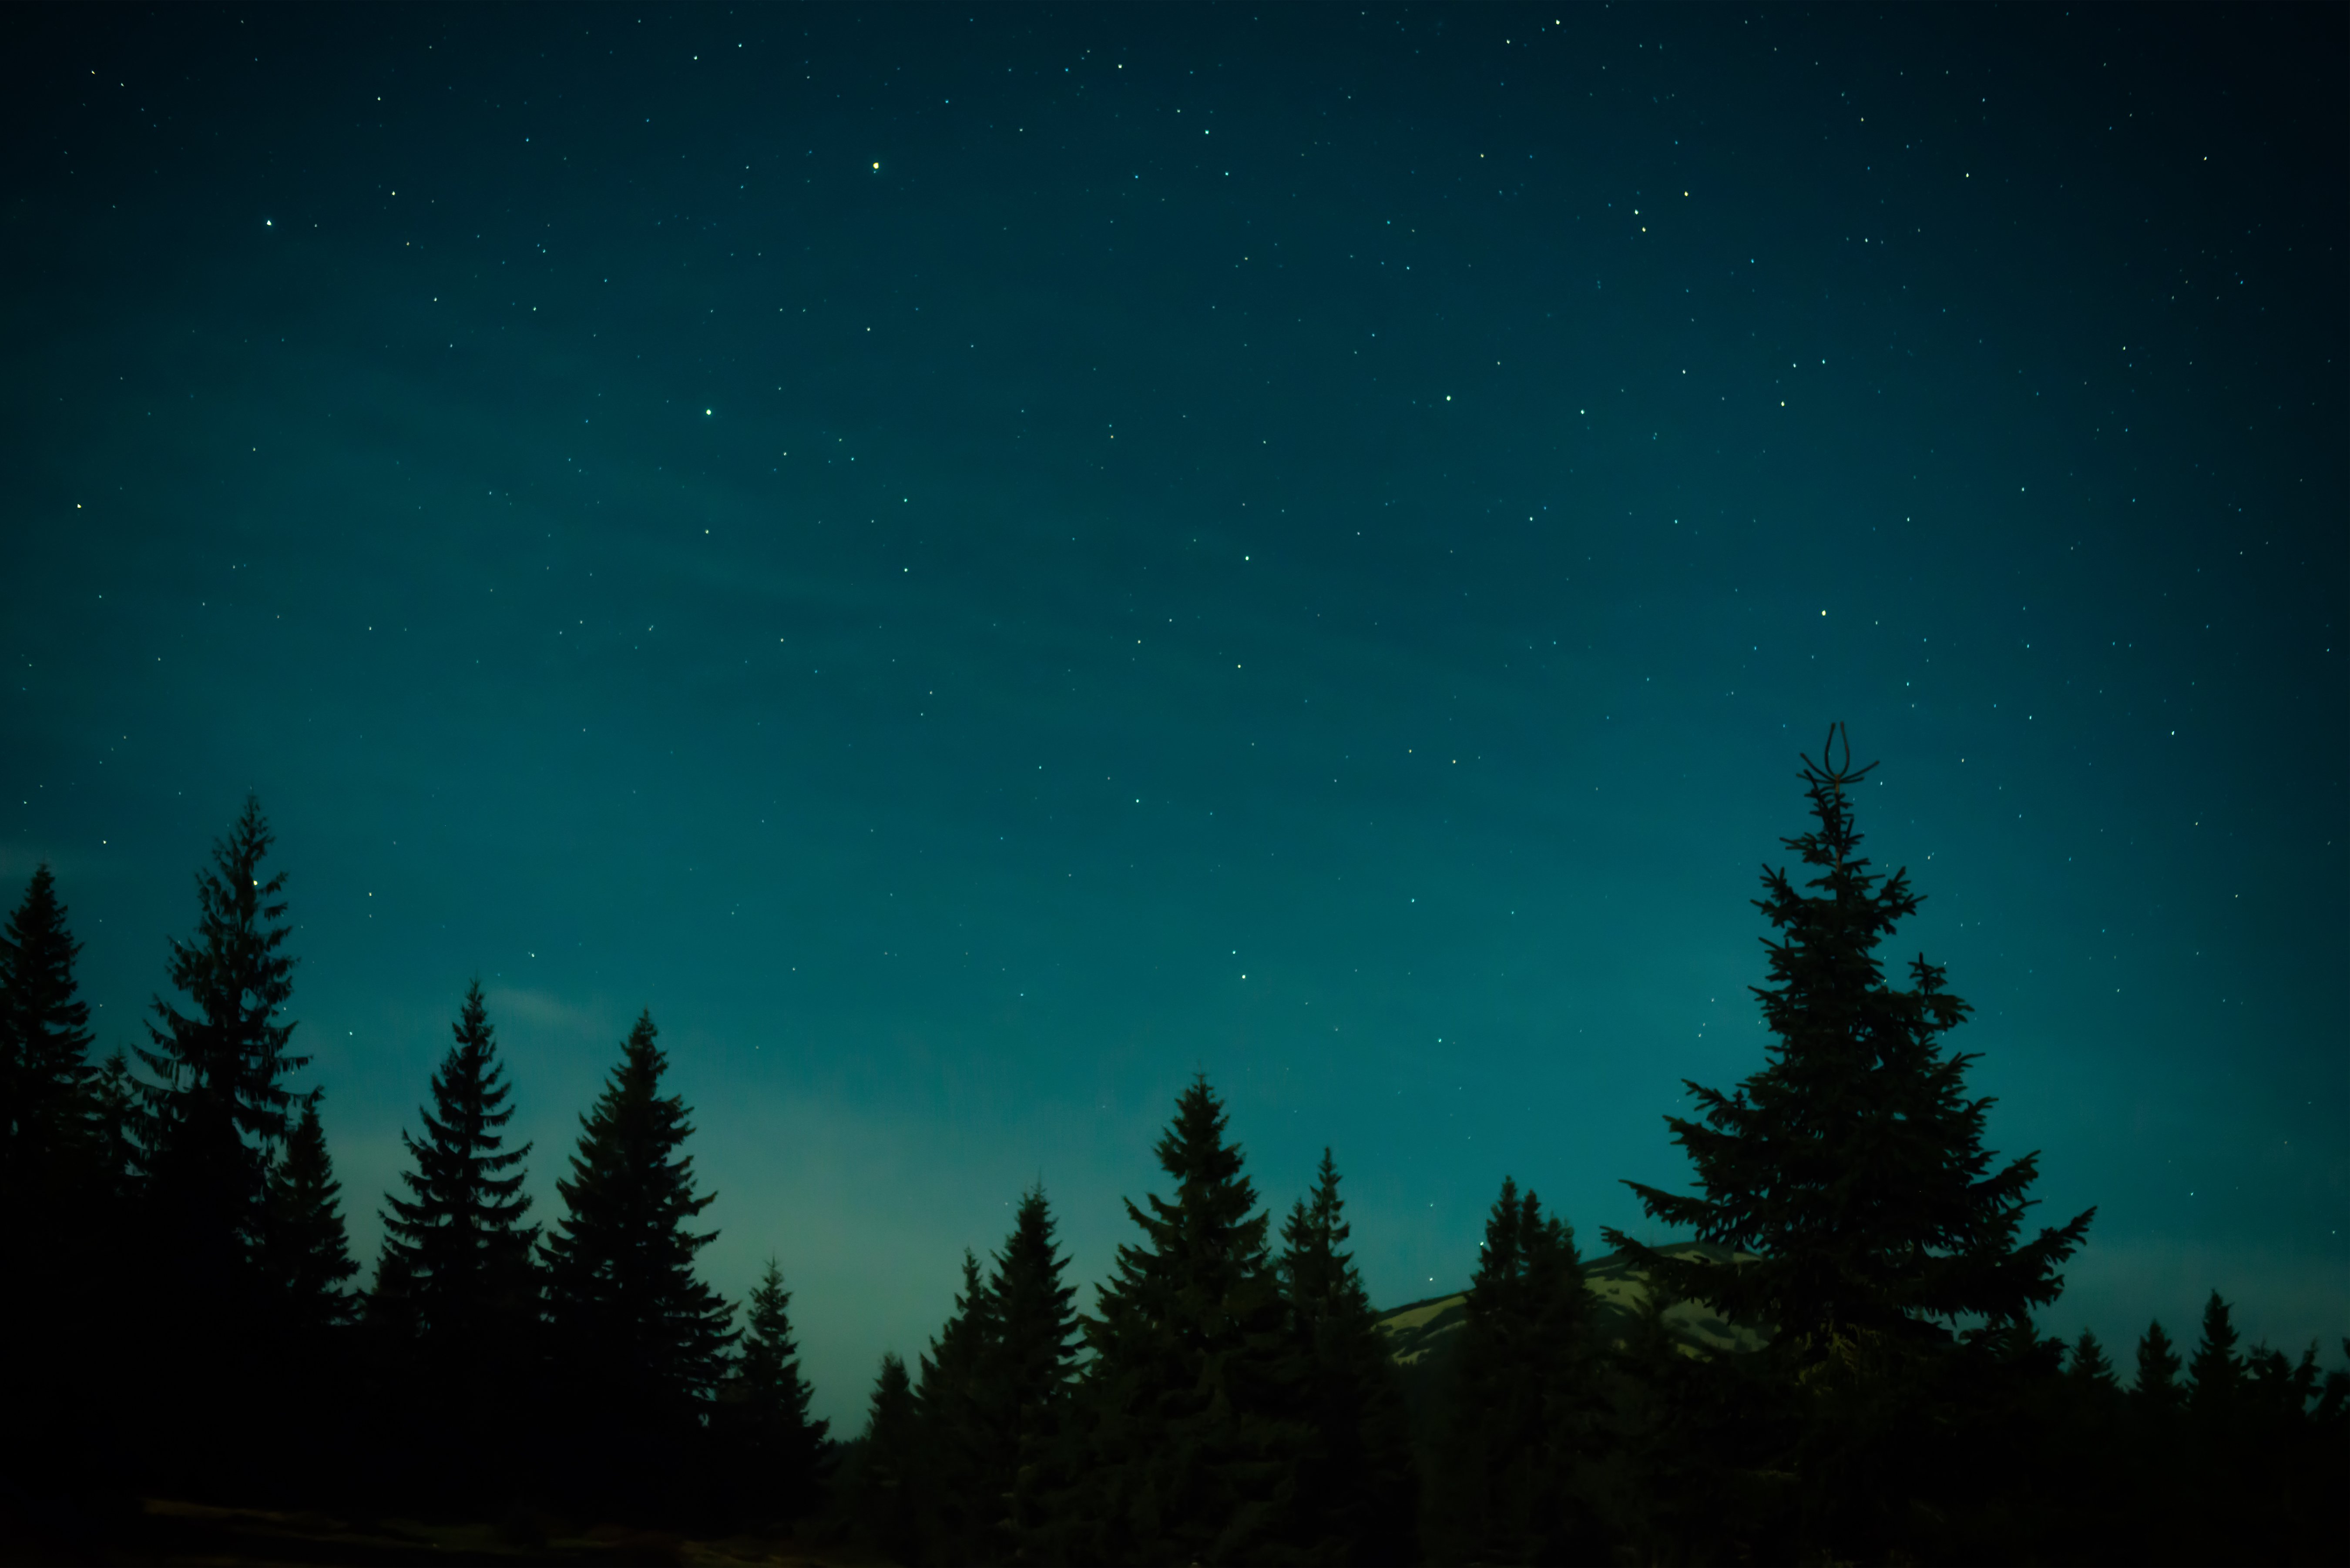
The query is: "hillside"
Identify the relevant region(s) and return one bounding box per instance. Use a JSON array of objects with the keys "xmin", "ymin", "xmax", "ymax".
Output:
[{"xmin": 1372, "ymin": 1240, "xmax": 1766, "ymax": 1368}]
